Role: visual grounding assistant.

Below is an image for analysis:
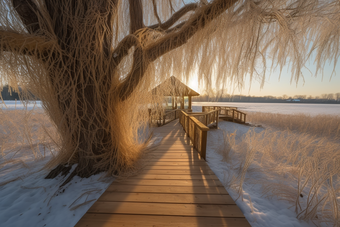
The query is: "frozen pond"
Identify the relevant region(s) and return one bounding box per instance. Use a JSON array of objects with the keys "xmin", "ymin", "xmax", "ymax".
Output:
[
  {"xmin": 193, "ymin": 102, "xmax": 340, "ymax": 116},
  {"xmin": 1, "ymin": 100, "xmax": 339, "ymax": 116},
  {"xmin": 0, "ymin": 100, "xmax": 42, "ymax": 110}
]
